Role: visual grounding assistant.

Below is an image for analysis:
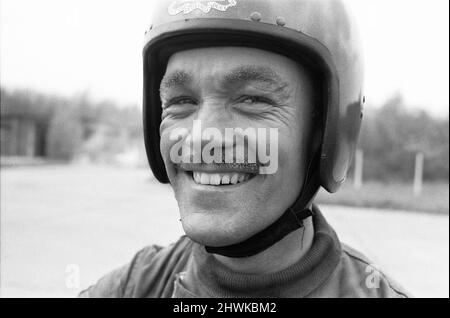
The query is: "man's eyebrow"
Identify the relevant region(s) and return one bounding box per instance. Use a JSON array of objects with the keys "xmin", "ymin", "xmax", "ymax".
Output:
[
  {"xmin": 160, "ymin": 65, "xmax": 290, "ymax": 97},
  {"xmin": 160, "ymin": 70, "xmax": 192, "ymax": 92},
  {"xmin": 223, "ymin": 65, "xmax": 288, "ymax": 90}
]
